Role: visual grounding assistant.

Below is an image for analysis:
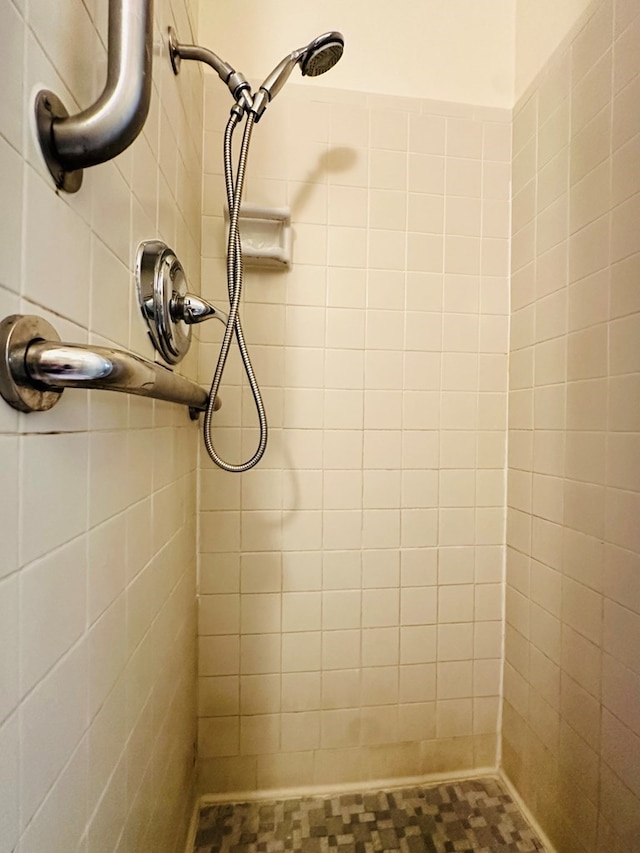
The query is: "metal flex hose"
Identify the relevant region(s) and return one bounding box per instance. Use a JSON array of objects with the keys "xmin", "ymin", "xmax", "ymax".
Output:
[{"xmin": 203, "ymin": 108, "xmax": 268, "ymax": 472}]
